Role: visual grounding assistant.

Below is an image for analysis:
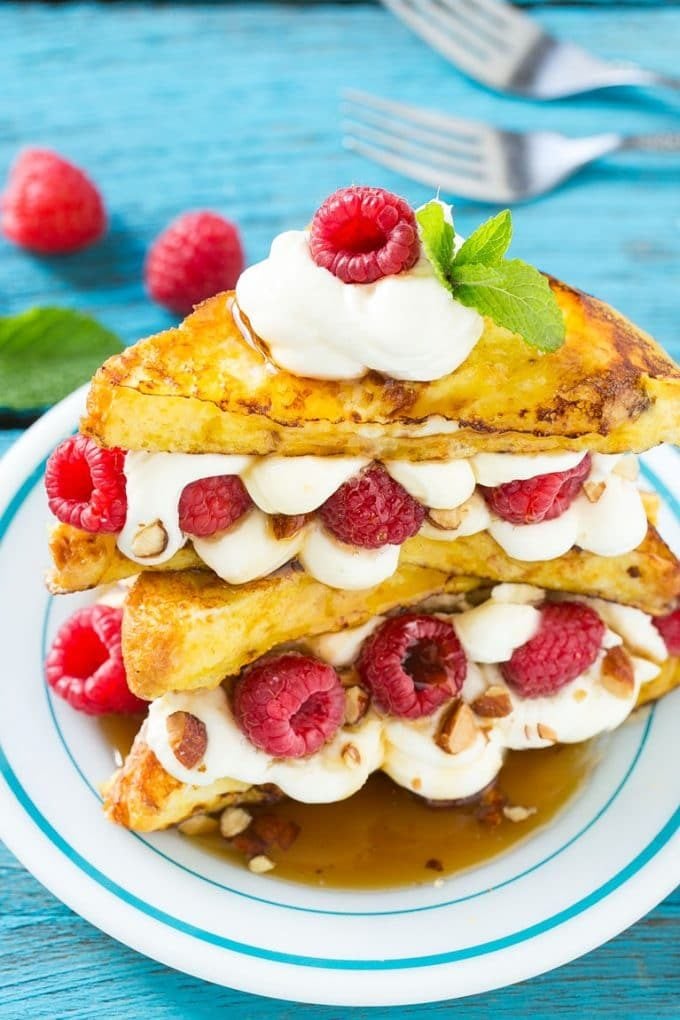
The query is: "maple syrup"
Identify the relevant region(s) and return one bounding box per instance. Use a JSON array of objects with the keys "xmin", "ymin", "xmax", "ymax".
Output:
[{"xmin": 98, "ymin": 715, "xmax": 599, "ymax": 890}]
